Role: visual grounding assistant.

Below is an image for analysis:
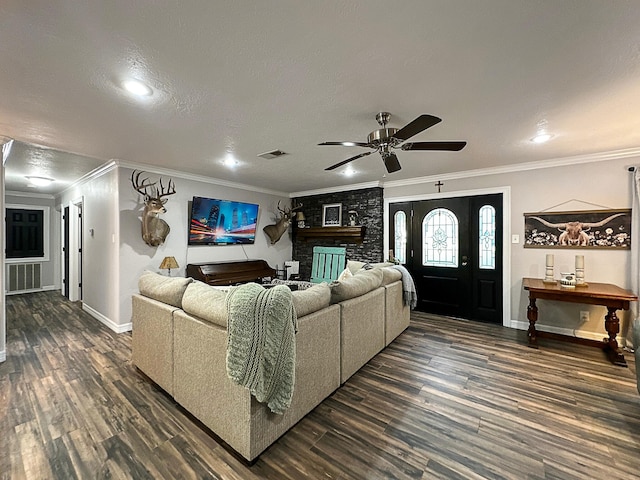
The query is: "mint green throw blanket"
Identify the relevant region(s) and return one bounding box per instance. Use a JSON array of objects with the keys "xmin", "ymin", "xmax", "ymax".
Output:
[{"xmin": 226, "ymin": 283, "xmax": 297, "ymax": 414}]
